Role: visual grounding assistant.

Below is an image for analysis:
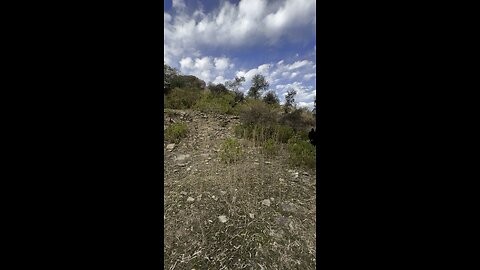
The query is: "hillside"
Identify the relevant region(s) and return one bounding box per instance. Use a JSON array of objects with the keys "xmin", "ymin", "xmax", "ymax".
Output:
[{"xmin": 163, "ymin": 109, "xmax": 316, "ymax": 269}]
